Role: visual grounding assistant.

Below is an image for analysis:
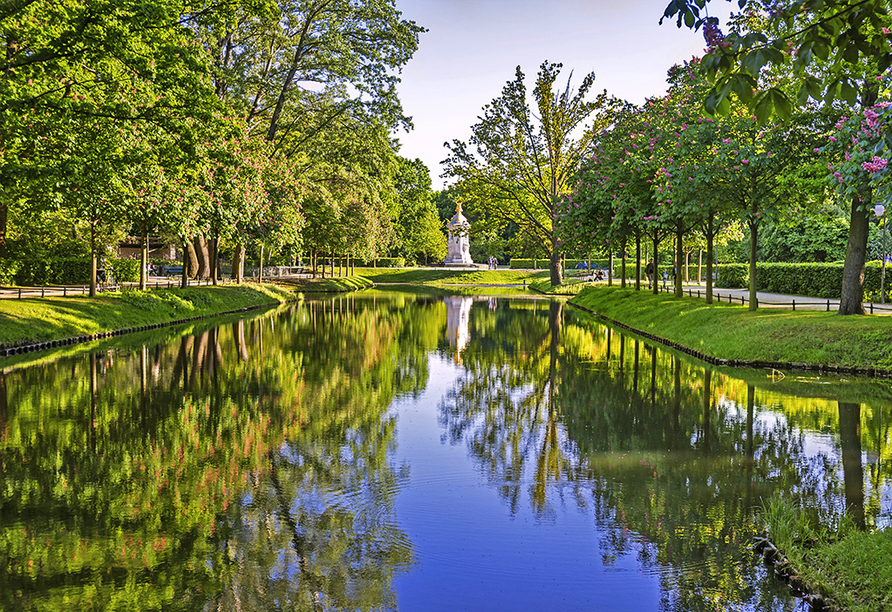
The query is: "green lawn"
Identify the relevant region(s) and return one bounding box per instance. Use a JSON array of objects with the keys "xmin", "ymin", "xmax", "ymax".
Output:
[
  {"xmin": 274, "ymin": 275, "xmax": 374, "ymax": 292},
  {"xmin": 761, "ymin": 497, "xmax": 892, "ymax": 612},
  {"xmin": 352, "ymin": 267, "xmax": 549, "ymax": 284},
  {"xmin": 570, "ymin": 286, "xmax": 892, "ymax": 369},
  {"xmin": 0, "ymin": 283, "xmax": 295, "ymax": 348}
]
